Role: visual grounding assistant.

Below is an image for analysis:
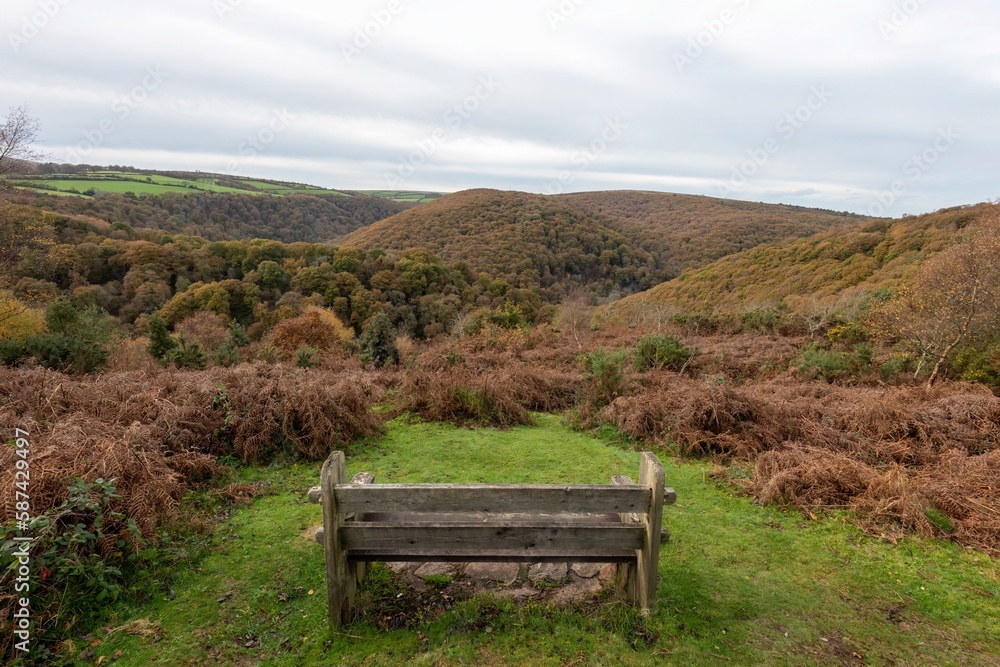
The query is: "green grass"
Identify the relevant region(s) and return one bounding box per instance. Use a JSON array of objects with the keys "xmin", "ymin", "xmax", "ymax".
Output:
[
  {"xmin": 70, "ymin": 415, "xmax": 999, "ymax": 666},
  {"xmin": 358, "ymin": 190, "xmax": 442, "ymax": 203},
  {"xmin": 10, "ymin": 172, "xmax": 346, "ymax": 198}
]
